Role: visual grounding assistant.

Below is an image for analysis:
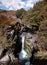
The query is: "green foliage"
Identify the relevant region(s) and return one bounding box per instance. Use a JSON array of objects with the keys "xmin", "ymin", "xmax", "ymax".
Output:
[
  {"xmin": 22, "ymin": 0, "xmax": 47, "ymax": 27},
  {"xmin": 16, "ymin": 8, "xmax": 26, "ymax": 19}
]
